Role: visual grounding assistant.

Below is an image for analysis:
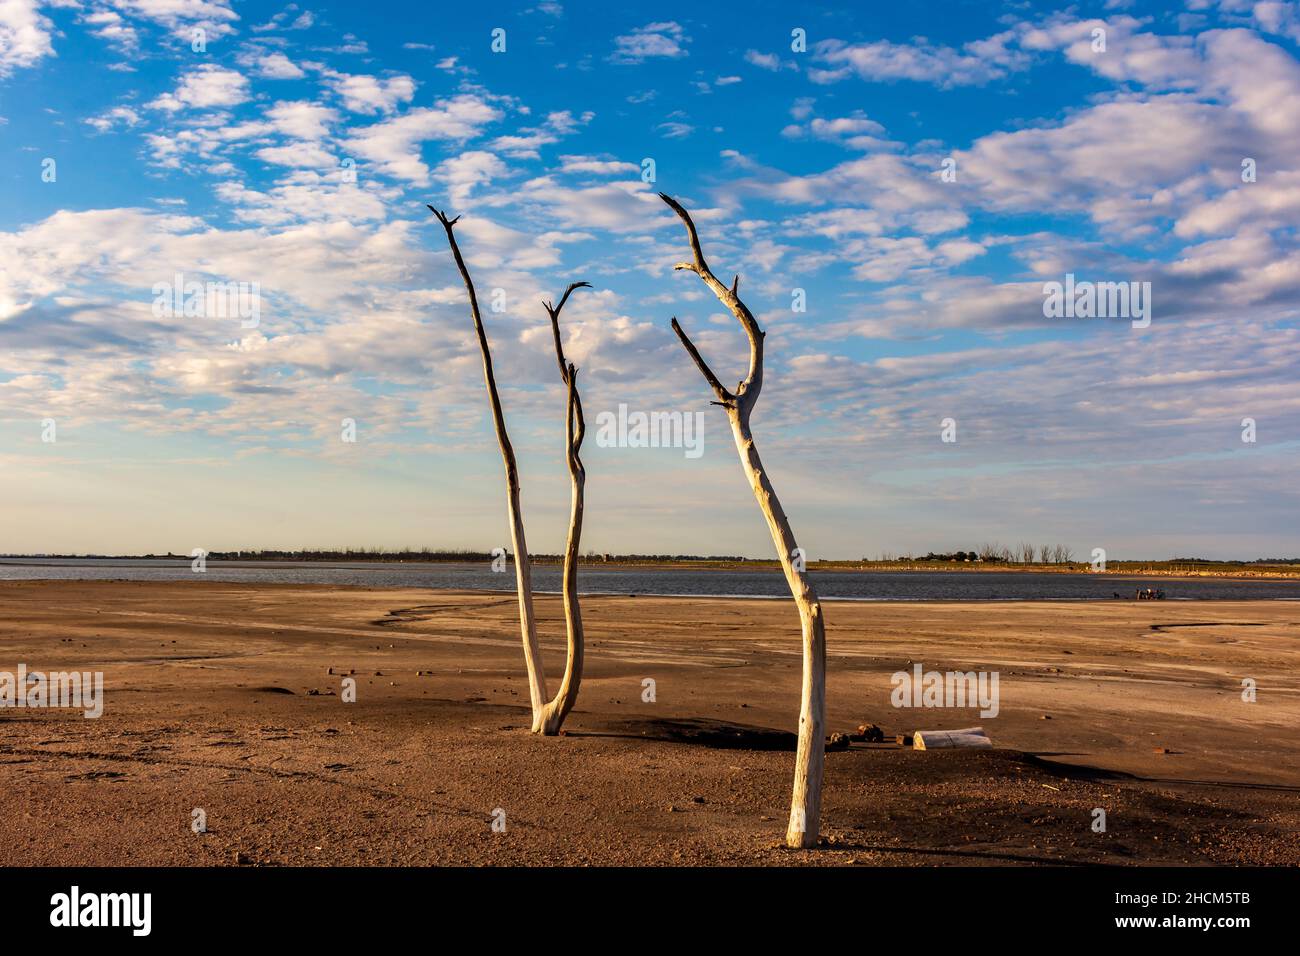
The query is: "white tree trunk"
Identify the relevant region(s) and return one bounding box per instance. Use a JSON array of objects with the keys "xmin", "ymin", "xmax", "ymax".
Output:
[
  {"xmin": 431, "ymin": 206, "xmax": 557, "ymax": 733},
  {"xmin": 536, "ymin": 368, "xmax": 586, "ymax": 734},
  {"xmin": 729, "ymin": 408, "xmax": 826, "ymax": 848},
  {"xmin": 504, "ymin": 484, "xmax": 549, "ymax": 732},
  {"xmin": 659, "ymin": 192, "xmax": 828, "ymax": 849}
]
